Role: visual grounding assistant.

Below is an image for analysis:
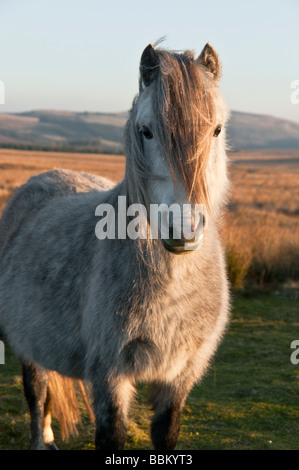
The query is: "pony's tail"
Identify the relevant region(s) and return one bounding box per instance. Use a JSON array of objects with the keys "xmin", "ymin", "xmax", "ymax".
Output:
[{"xmin": 47, "ymin": 371, "xmax": 95, "ymax": 441}]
